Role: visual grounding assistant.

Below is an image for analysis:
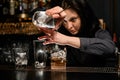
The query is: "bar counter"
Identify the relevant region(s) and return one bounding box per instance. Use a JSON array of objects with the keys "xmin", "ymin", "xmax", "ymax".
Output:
[{"xmin": 0, "ymin": 65, "xmax": 119, "ymax": 80}]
